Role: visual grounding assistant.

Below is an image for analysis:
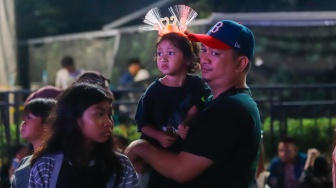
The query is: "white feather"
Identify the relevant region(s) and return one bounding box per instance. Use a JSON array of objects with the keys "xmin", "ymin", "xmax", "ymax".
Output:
[
  {"xmin": 140, "ymin": 4, "xmax": 198, "ymax": 35},
  {"xmin": 140, "ymin": 7, "xmax": 163, "ymax": 31}
]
